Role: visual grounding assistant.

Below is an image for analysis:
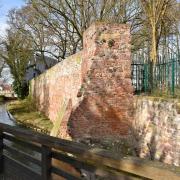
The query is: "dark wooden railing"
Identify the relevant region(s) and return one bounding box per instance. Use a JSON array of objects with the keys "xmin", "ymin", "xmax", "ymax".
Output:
[{"xmin": 0, "ymin": 123, "xmax": 180, "ymax": 180}]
